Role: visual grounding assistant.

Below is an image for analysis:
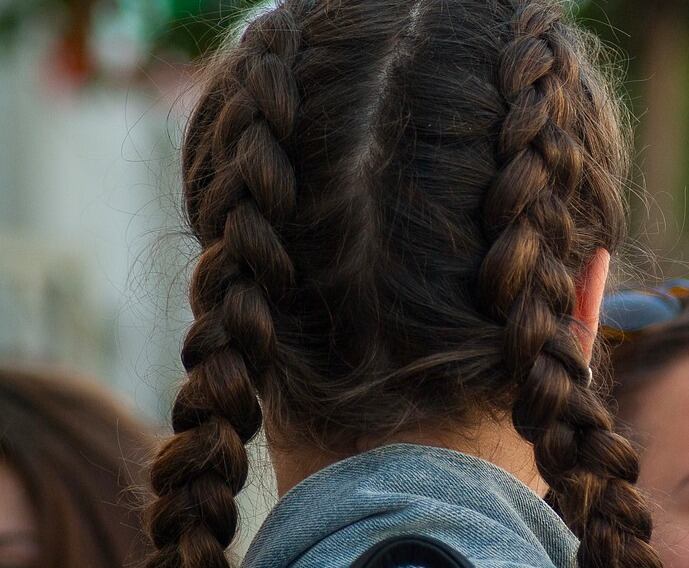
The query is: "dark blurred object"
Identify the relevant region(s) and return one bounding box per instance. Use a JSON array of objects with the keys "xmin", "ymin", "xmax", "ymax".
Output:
[
  {"xmin": 602, "ymin": 277, "xmax": 689, "ymax": 401},
  {"xmin": 0, "ymin": 366, "xmax": 154, "ymax": 568},
  {"xmin": 601, "ymin": 278, "xmax": 689, "ymax": 339},
  {"xmin": 603, "ymin": 281, "xmax": 689, "ymax": 567}
]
